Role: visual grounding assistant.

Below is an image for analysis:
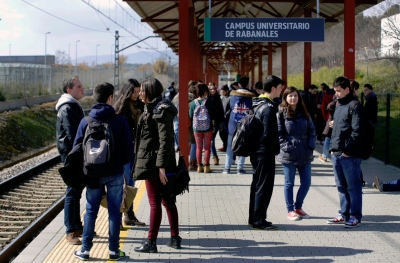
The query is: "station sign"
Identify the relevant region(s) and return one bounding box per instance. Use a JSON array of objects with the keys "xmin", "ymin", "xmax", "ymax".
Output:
[
  {"xmin": 204, "ymin": 18, "xmax": 325, "ymax": 42},
  {"xmin": 220, "ymin": 77, "xmax": 235, "ymax": 81}
]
